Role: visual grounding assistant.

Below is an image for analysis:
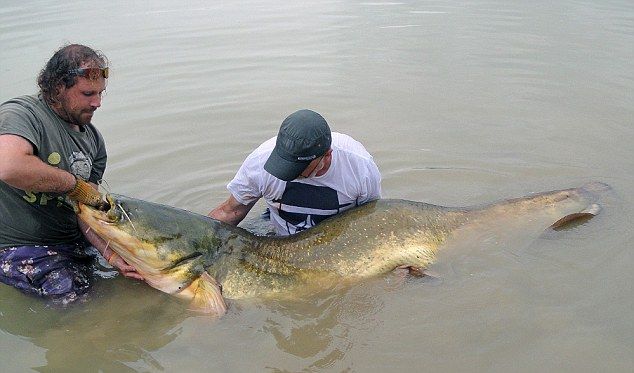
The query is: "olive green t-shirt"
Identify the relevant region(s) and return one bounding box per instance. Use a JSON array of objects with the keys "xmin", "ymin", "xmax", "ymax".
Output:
[{"xmin": 0, "ymin": 94, "xmax": 107, "ymax": 247}]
